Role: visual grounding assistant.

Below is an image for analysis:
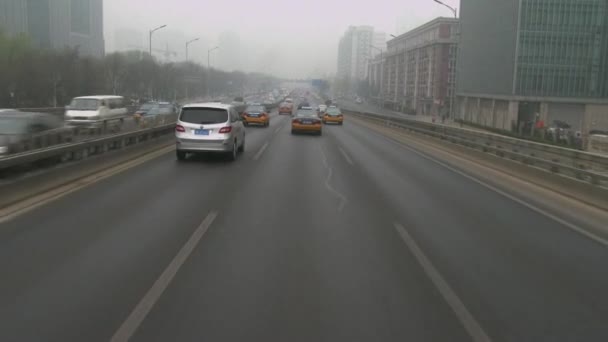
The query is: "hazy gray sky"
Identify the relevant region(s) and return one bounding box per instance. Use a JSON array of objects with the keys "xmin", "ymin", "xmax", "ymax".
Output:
[{"xmin": 104, "ymin": 0, "xmax": 459, "ymax": 78}]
